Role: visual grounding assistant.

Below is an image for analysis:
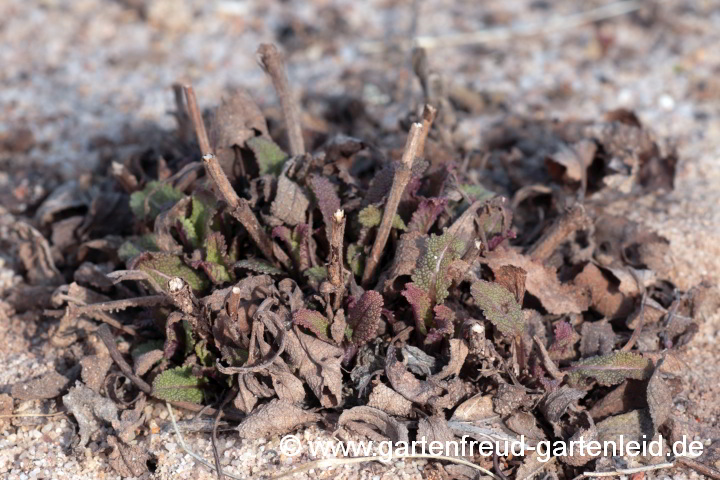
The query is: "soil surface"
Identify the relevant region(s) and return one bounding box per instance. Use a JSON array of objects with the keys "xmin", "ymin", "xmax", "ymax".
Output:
[{"xmin": 1, "ymin": 0, "xmax": 719, "ymax": 479}]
